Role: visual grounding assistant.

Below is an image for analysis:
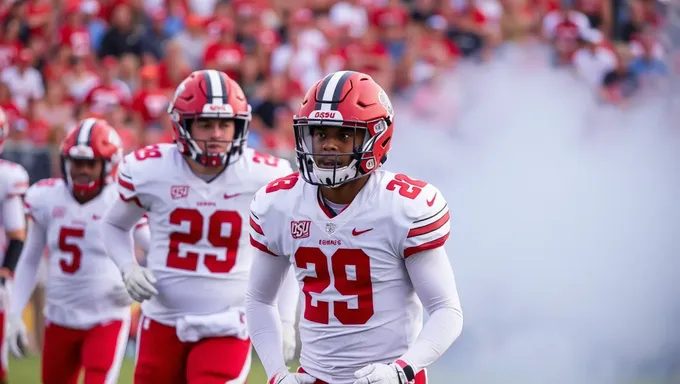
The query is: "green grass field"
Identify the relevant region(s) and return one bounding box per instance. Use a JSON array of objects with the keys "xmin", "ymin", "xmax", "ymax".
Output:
[
  {"xmin": 8, "ymin": 355, "xmax": 277, "ymax": 383},
  {"xmin": 8, "ymin": 356, "xmax": 675, "ymax": 383}
]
